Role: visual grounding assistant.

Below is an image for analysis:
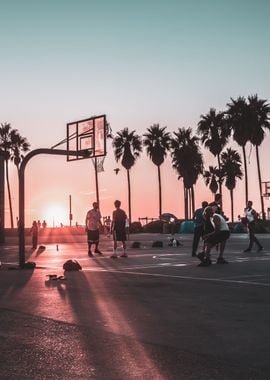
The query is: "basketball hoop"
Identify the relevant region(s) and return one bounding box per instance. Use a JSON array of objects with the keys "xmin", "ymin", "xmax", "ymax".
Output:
[
  {"xmin": 91, "ymin": 156, "xmax": 105, "ymax": 173},
  {"xmin": 262, "ymin": 182, "xmax": 270, "ymax": 200},
  {"xmin": 66, "ymin": 115, "xmax": 107, "ymax": 161}
]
